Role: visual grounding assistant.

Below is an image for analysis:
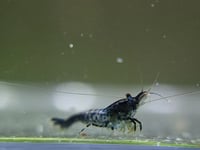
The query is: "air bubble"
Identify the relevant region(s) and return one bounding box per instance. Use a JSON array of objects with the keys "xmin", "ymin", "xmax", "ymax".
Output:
[
  {"xmin": 69, "ymin": 43, "xmax": 74, "ymax": 48},
  {"xmin": 116, "ymin": 57, "xmax": 124, "ymax": 63}
]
